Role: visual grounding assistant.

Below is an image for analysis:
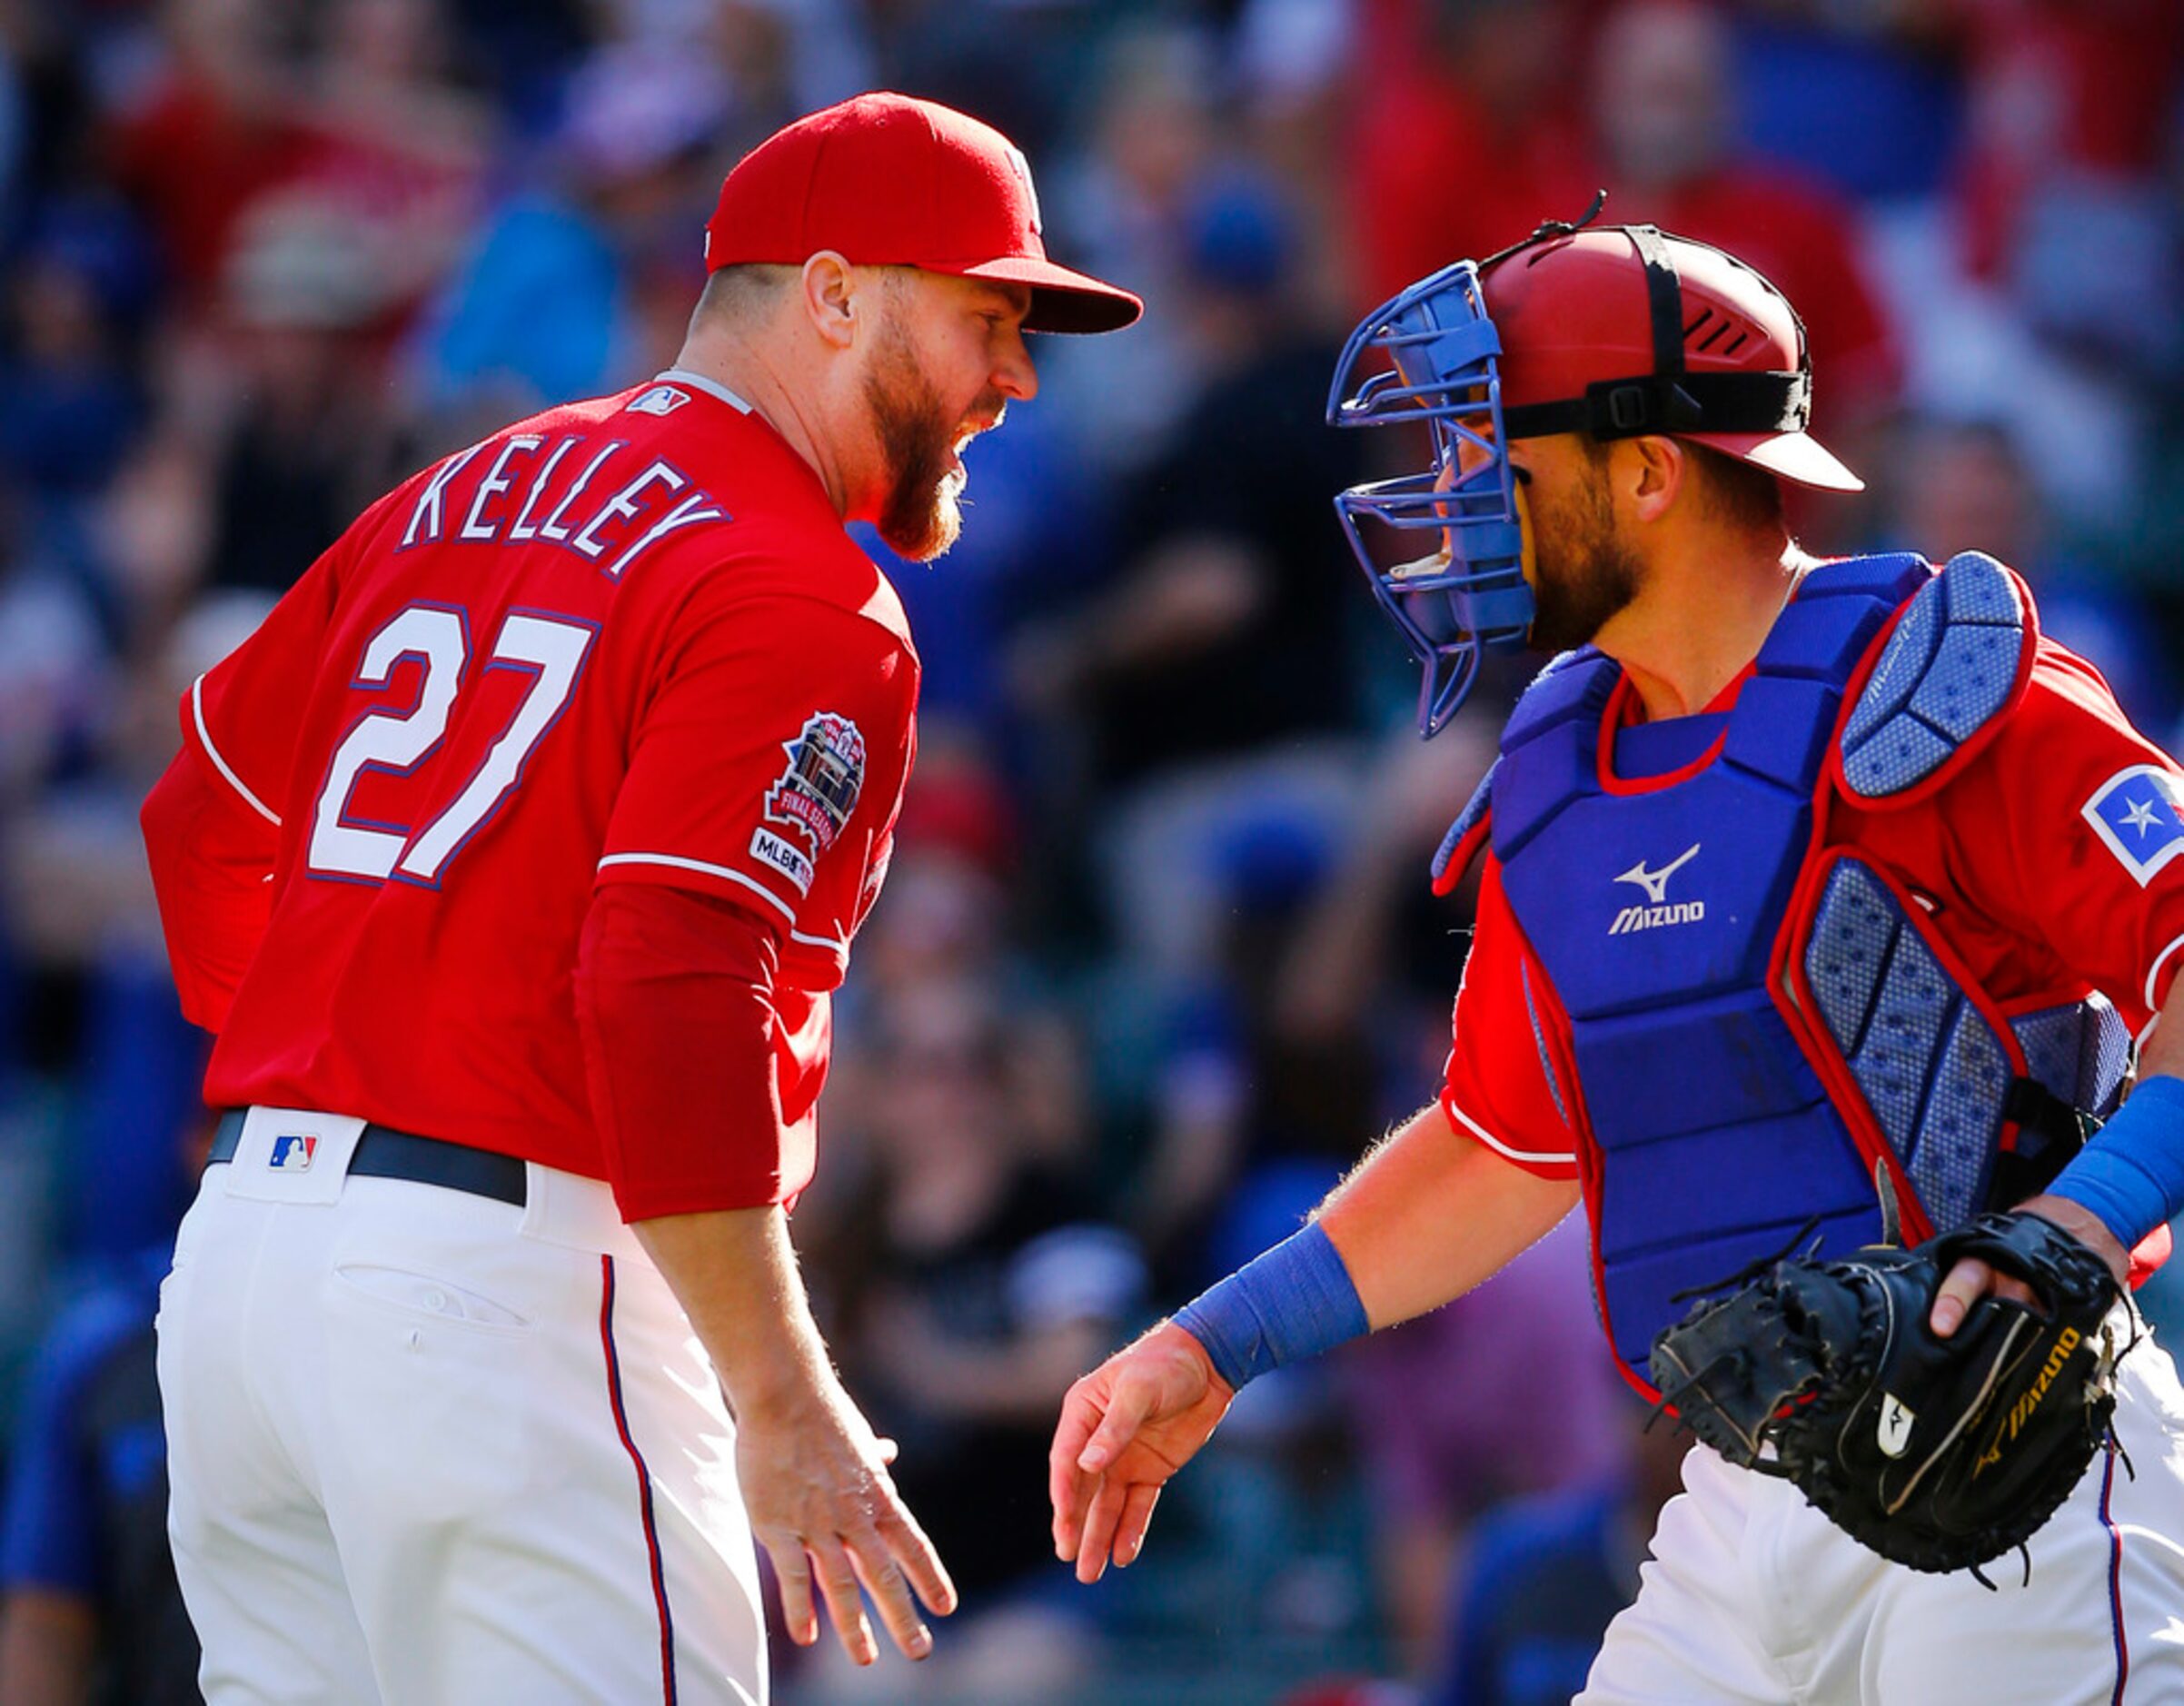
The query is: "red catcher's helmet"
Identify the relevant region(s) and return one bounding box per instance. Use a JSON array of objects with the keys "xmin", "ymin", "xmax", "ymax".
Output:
[{"xmin": 1480, "ymin": 223, "xmax": 1862, "ymax": 491}]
